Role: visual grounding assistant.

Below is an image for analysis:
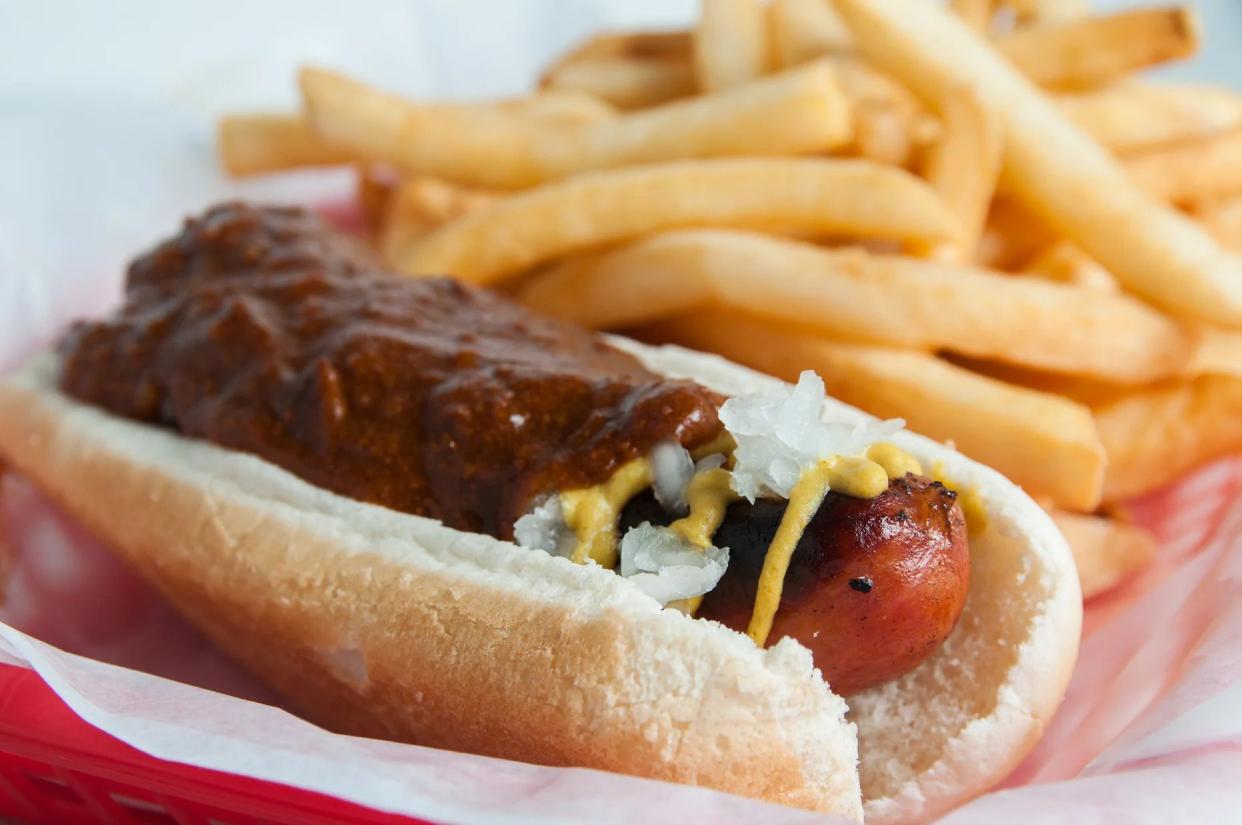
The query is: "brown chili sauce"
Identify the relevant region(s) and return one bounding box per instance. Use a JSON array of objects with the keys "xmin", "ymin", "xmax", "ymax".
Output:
[{"xmin": 57, "ymin": 203, "xmax": 724, "ymax": 538}]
